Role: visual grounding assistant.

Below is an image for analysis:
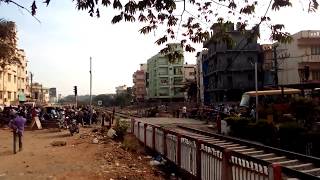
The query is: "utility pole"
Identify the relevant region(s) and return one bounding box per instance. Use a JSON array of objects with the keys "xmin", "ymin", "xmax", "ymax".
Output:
[
  {"xmin": 30, "ymin": 72, "xmax": 33, "ymax": 100},
  {"xmin": 89, "ymin": 57, "xmax": 93, "ymax": 125},
  {"xmin": 255, "ymin": 61, "xmax": 258, "ymax": 122},
  {"xmin": 273, "ymin": 45, "xmax": 279, "ymax": 88}
]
